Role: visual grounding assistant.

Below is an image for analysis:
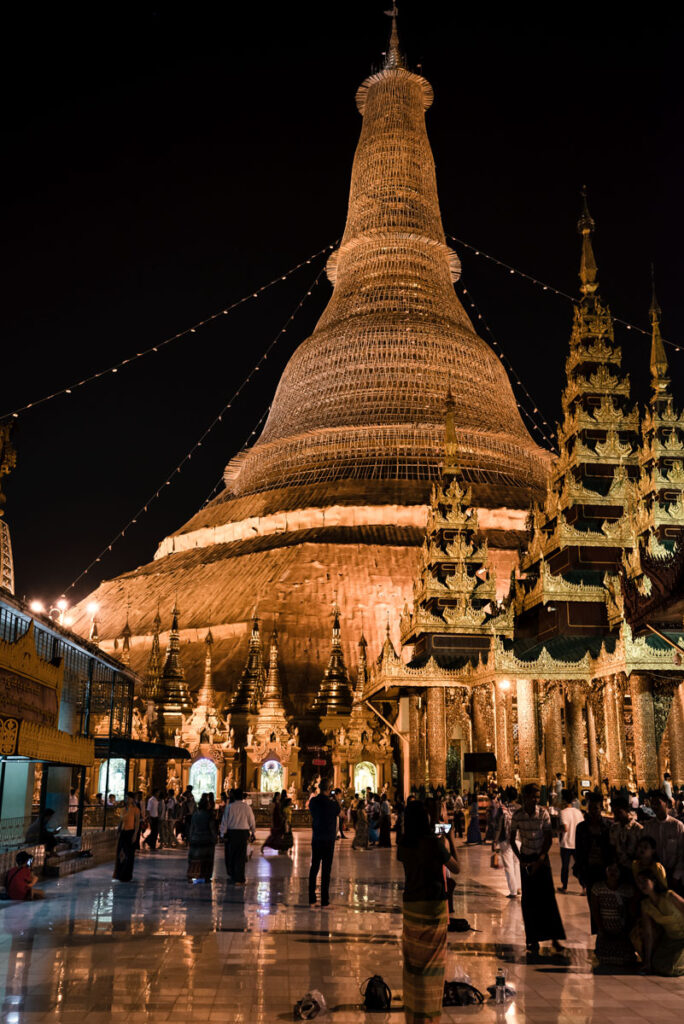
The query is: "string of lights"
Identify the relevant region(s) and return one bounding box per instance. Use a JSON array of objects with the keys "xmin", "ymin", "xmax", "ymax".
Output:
[
  {"xmin": 64, "ymin": 265, "xmax": 328, "ymax": 595},
  {"xmin": 199, "ymin": 406, "xmax": 271, "ymax": 510},
  {"xmin": 456, "ymin": 282, "xmax": 558, "ymax": 452},
  {"xmin": 2, "ymin": 241, "xmax": 337, "ymax": 422},
  {"xmin": 448, "ymin": 233, "xmax": 683, "ymax": 355}
]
